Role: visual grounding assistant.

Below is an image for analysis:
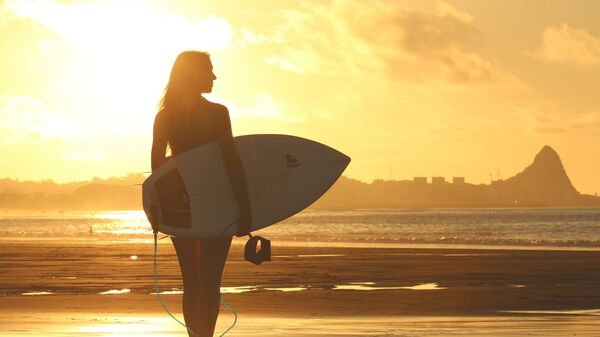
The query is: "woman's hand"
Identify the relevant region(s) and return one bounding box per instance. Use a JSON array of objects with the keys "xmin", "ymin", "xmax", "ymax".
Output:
[{"xmin": 235, "ymin": 208, "xmax": 252, "ymax": 237}]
